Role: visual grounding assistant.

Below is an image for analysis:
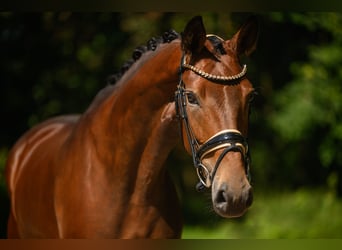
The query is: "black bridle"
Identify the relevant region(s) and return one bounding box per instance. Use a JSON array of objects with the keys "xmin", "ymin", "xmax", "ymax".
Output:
[{"xmin": 175, "ymin": 54, "xmax": 251, "ymax": 192}]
